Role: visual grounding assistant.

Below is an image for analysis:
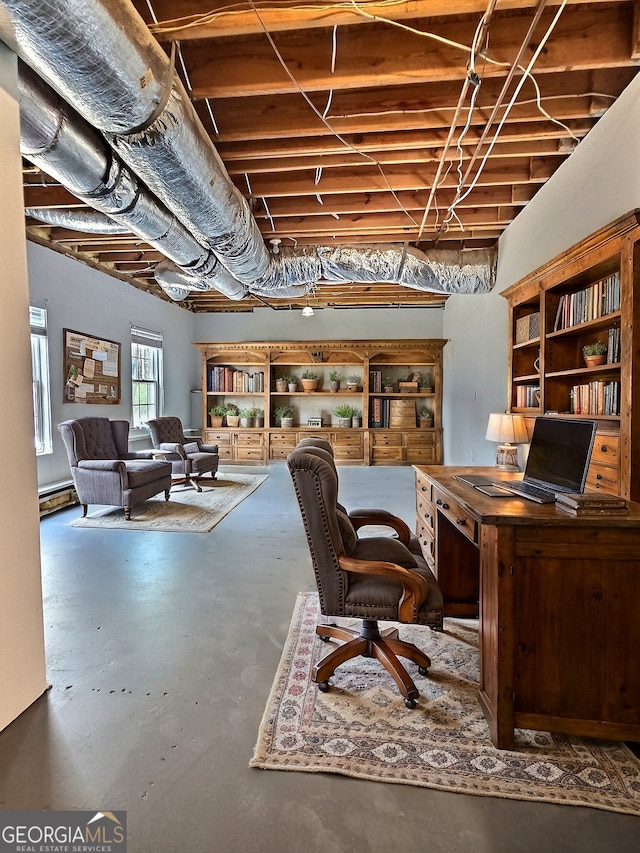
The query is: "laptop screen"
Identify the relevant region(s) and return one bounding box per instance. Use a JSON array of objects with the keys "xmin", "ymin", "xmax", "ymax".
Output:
[{"xmin": 524, "ymin": 417, "xmax": 597, "ymax": 494}]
